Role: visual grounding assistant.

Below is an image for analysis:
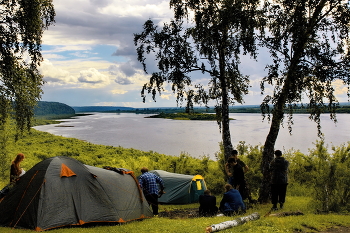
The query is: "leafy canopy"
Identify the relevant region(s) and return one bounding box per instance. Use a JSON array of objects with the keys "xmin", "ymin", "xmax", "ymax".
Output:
[
  {"xmin": 134, "ymin": 0, "xmax": 262, "ymax": 110},
  {"xmin": 260, "ymin": 0, "xmax": 350, "ymax": 134},
  {"xmin": 0, "ymin": 0, "xmax": 55, "ymax": 133}
]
